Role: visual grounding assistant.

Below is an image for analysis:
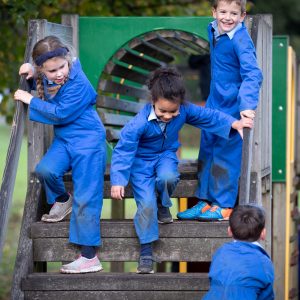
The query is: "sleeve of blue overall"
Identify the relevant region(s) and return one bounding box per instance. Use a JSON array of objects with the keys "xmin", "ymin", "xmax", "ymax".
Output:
[
  {"xmin": 257, "ymin": 261, "xmax": 275, "ymax": 300},
  {"xmin": 233, "ymin": 30, "xmax": 263, "ymax": 111},
  {"xmin": 29, "ymin": 74, "xmax": 96, "ymax": 125},
  {"xmin": 110, "ymin": 112, "xmax": 147, "ymax": 187},
  {"xmin": 184, "ymin": 102, "xmax": 236, "ymax": 139}
]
